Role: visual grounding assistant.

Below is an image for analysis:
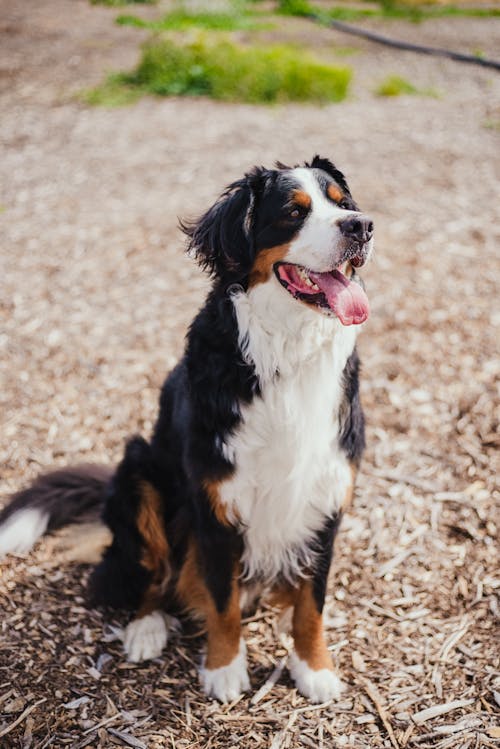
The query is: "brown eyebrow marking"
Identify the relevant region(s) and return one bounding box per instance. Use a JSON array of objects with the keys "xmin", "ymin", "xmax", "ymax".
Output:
[
  {"xmin": 291, "ymin": 189, "xmax": 312, "ymax": 209},
  {"xmin": 327, "ymin": 184, "xmax": 343, "ymax": 203}
]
